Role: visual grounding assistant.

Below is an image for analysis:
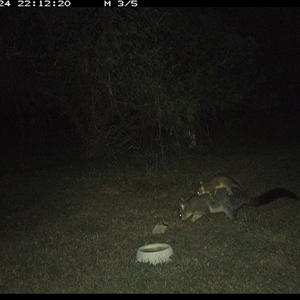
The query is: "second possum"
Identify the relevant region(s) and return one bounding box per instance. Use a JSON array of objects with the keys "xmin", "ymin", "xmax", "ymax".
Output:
[{"xmin": 196, "ymin": 175, "xmax": 241, "ymax": 202}]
